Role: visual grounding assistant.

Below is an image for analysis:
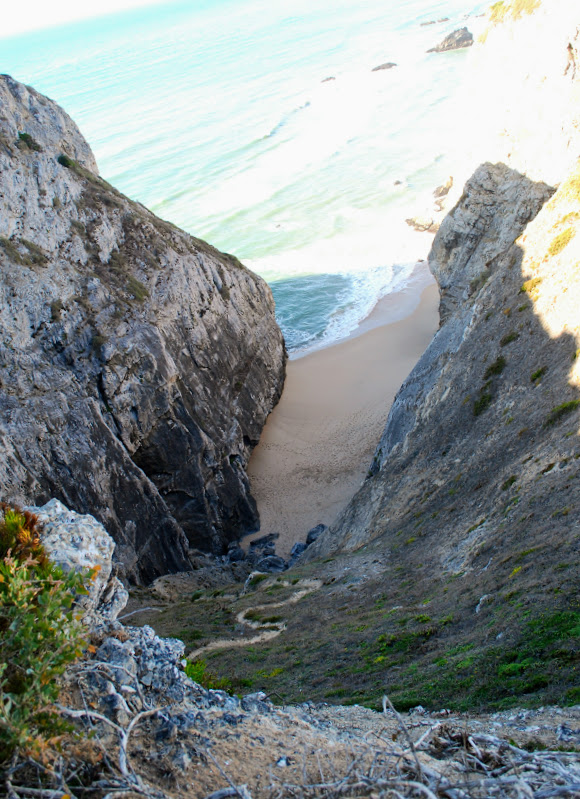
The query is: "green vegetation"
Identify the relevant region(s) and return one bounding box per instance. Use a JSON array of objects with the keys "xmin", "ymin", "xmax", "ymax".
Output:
[
  {"xmin": 500, "ymin": 331, "xmax": 520, "ymax": 347},
  {"xmin": 17, "ymin": 132, "xmax": 42, "ymax": 152},
  {"xmin": 0, "ymin": 506, "xmax": 89, "ymax": 763},
  {"xmin": 531, "ymin": 367, "xmax": 546, "ymax": 382},
  {"xmin": 502, "ymin": 475, "xmax": 517, "ymax": 491},
  {"xmin": 485, "ymin": 356, "xmax": 506, "ymax": 379},
  {"xmin": 57, "ymin": 154, "xmax": 75, "ymax": 168},
  {"xmin": 547, "ymin": 228, "xmax": 575, "ymax": 258},
  {"xmin": 473, "ymin": 391, "xmax": 493, "ymax": 416},
  {"xmin": 184, "ymin": 659, "xmax": 232, "ymax": 691},
  {"xmin": 0, "ymin": 236, "xmax": 48, "ymax": 267},
  {"xmin": 545, "ymin": 399, "xmax": 580, "ymax": 426}
]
